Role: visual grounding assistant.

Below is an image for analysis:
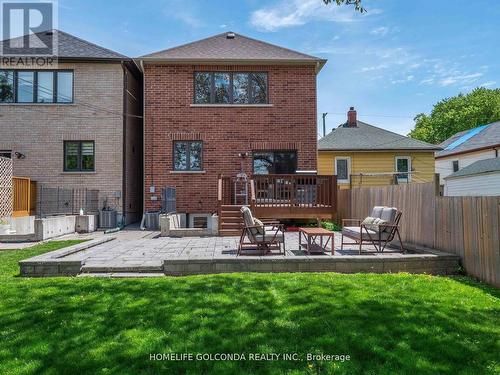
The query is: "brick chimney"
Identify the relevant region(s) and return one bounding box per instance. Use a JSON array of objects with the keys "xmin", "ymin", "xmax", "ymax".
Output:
[{"xmin": 347, "ymin": 107, "xmax": 357, "ymax": 127}]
